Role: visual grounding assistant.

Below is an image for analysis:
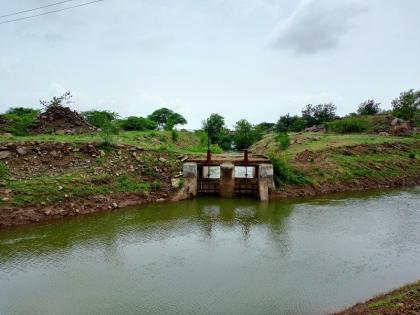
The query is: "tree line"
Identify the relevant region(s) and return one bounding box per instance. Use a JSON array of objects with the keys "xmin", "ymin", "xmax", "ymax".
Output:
[{"xmin": 1, "ymin": 89, "xmax": 419, "ymax": 150}]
